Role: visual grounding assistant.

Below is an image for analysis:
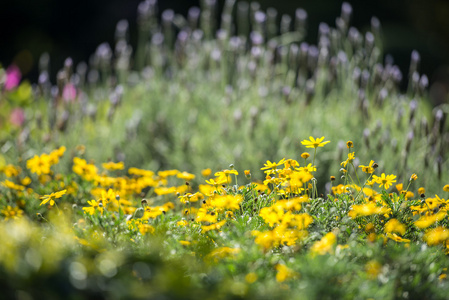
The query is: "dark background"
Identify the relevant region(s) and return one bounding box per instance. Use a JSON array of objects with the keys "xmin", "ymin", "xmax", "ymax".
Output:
[{"xmin": 1, "ymin": 0, "xmax": 449, "ymax": 94}]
